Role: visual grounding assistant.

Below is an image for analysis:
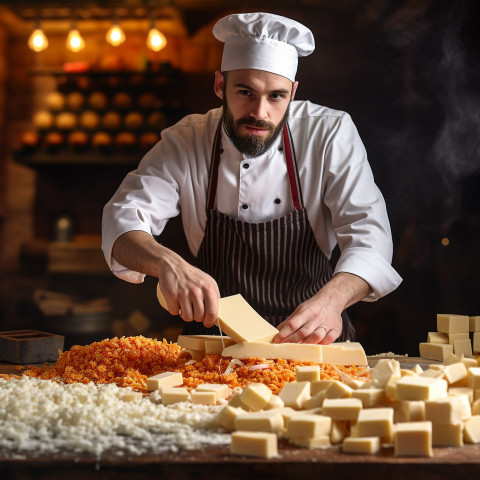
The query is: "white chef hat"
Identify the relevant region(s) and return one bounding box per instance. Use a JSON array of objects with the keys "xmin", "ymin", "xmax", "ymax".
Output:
[{"xmin": 212, "ymin": 12, "xmax": 315, "ymax": 82}]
